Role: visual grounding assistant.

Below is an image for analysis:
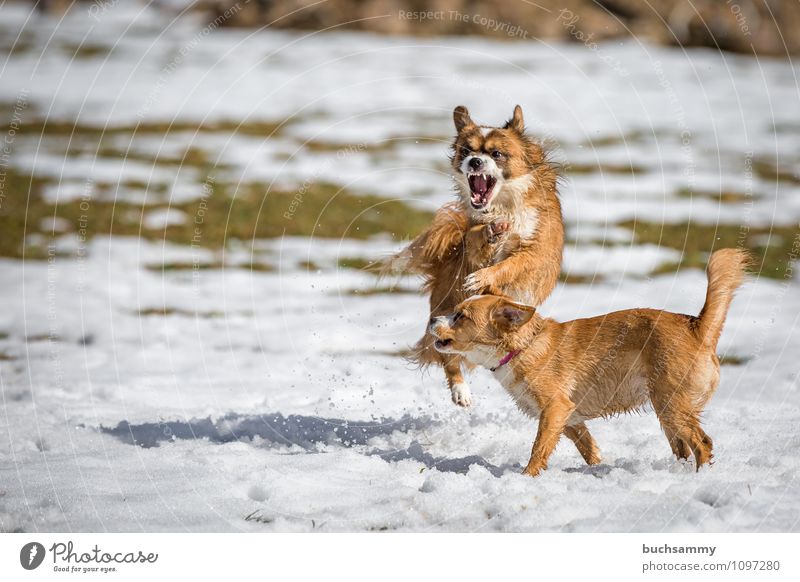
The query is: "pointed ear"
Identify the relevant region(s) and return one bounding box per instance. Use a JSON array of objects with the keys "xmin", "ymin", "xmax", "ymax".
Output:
[
  {"xmin": 505, "ymin": 105, "xmax": 524, "ymax": 133},
  {"xmin": 453, "ymin": 105, "xmax": 474, "ymax": 133},
  {"xmin": 492, "ymin": 299, "xmax": 535, "ymax": 331}
]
